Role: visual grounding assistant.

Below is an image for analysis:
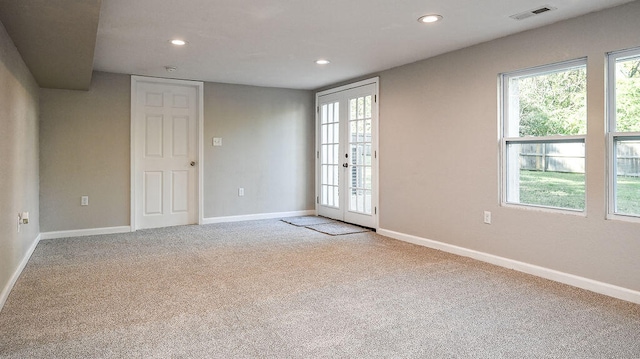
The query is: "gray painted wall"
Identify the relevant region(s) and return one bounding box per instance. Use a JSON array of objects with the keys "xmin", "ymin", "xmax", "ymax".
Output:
[
  {"xmin": 39, "ymin": 76, "xmax": 316, "ymax": 231},
  {"xmin": 203, "ymin": 83, "xmax": 315, "ymax": 218},
  {"xmin": 0, "ymin": 21, "xmax": 40, "ymax": 300},
  {"xmin": 375, "ymin": 1, "xmax": 640, "ymax": 291},
  {"xmin": 40, "ymin": 72, "xmax": 131, "ymax": 232}
]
